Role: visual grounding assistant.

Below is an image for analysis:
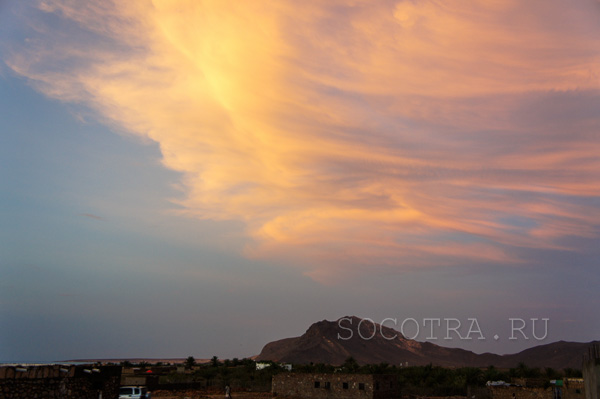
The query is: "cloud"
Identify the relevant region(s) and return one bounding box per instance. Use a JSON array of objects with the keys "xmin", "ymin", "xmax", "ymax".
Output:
[
  {"xmin": 7, "ymin": 0, "xmax": 600, "ymax": 281},
  {"xmin": 80, "ymin": 213, "xmax": 104, "ymax": 221}
]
